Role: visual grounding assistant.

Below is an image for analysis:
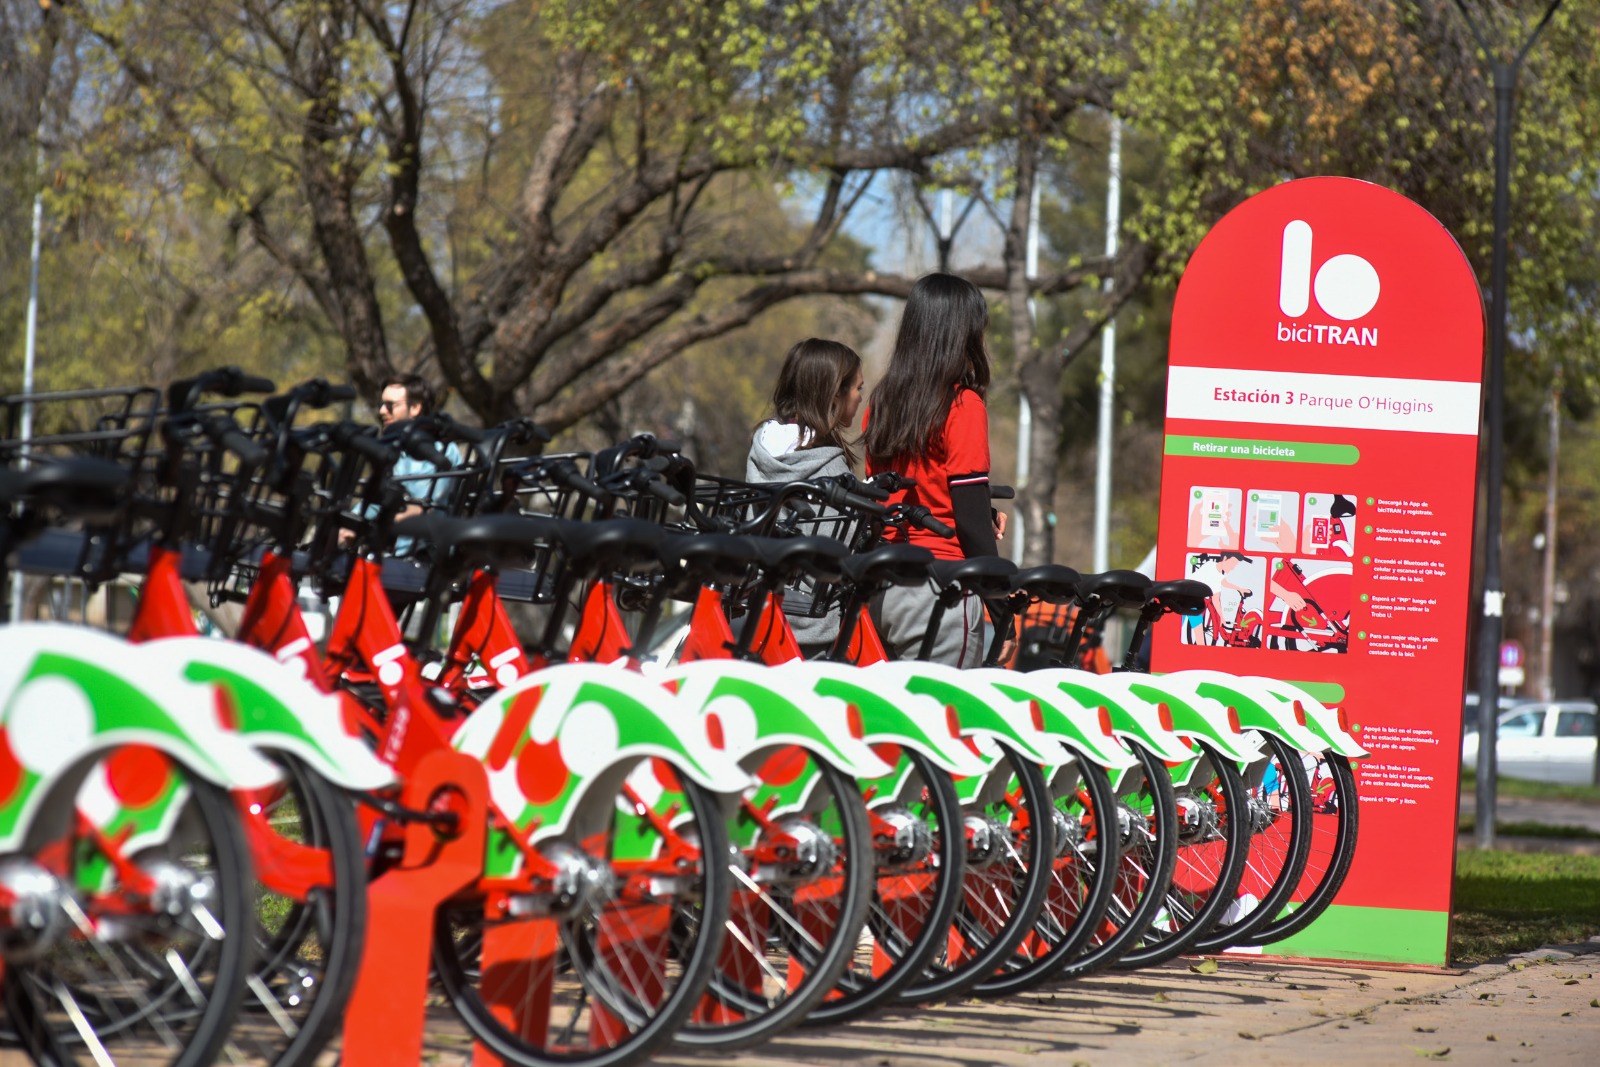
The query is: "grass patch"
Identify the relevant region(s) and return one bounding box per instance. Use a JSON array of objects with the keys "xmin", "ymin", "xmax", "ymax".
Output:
[
  {"xmin": 1456, "ymin": 818, "xmax": 1600, "ymax": 839},
  {"xmin": 1460, "ymin": 769, "xmax": 1600, "ymax": 805},
  {"xmin": 1451, "ymin": 849, "xmax": 1600, "ymax": 965}
]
